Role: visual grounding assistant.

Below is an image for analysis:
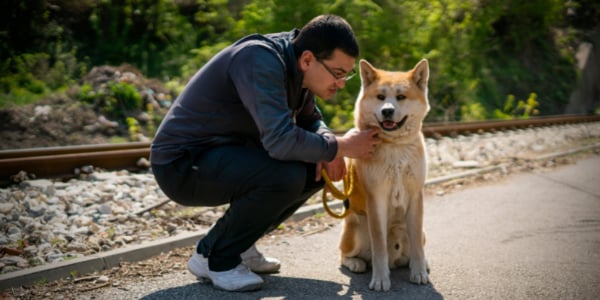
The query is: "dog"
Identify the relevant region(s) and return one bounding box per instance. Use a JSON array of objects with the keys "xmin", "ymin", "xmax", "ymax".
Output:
[{"xmin": 339, "ymin": 58, "xmax": 430, "ymax": 291}]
